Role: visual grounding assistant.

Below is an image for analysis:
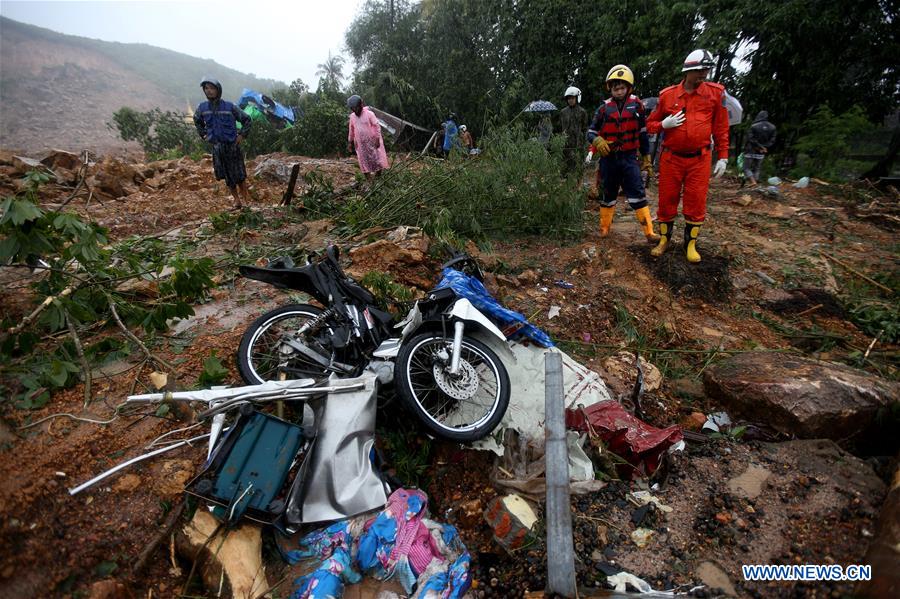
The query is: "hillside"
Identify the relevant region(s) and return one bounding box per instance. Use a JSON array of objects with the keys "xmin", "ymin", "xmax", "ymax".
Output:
[{"xmin": 0, "ymin": 17, "xmax": 285, "ymax": 154}]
